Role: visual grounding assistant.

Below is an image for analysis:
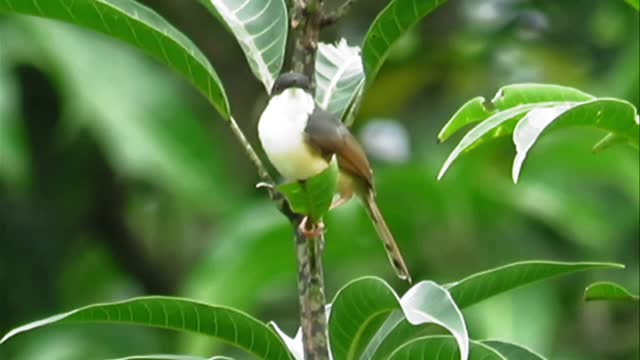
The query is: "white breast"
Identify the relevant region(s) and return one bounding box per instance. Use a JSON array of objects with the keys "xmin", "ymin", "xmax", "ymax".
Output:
[{"xmin": 258, "ymin": 89, "xmax": 329, "ymax": 180}]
